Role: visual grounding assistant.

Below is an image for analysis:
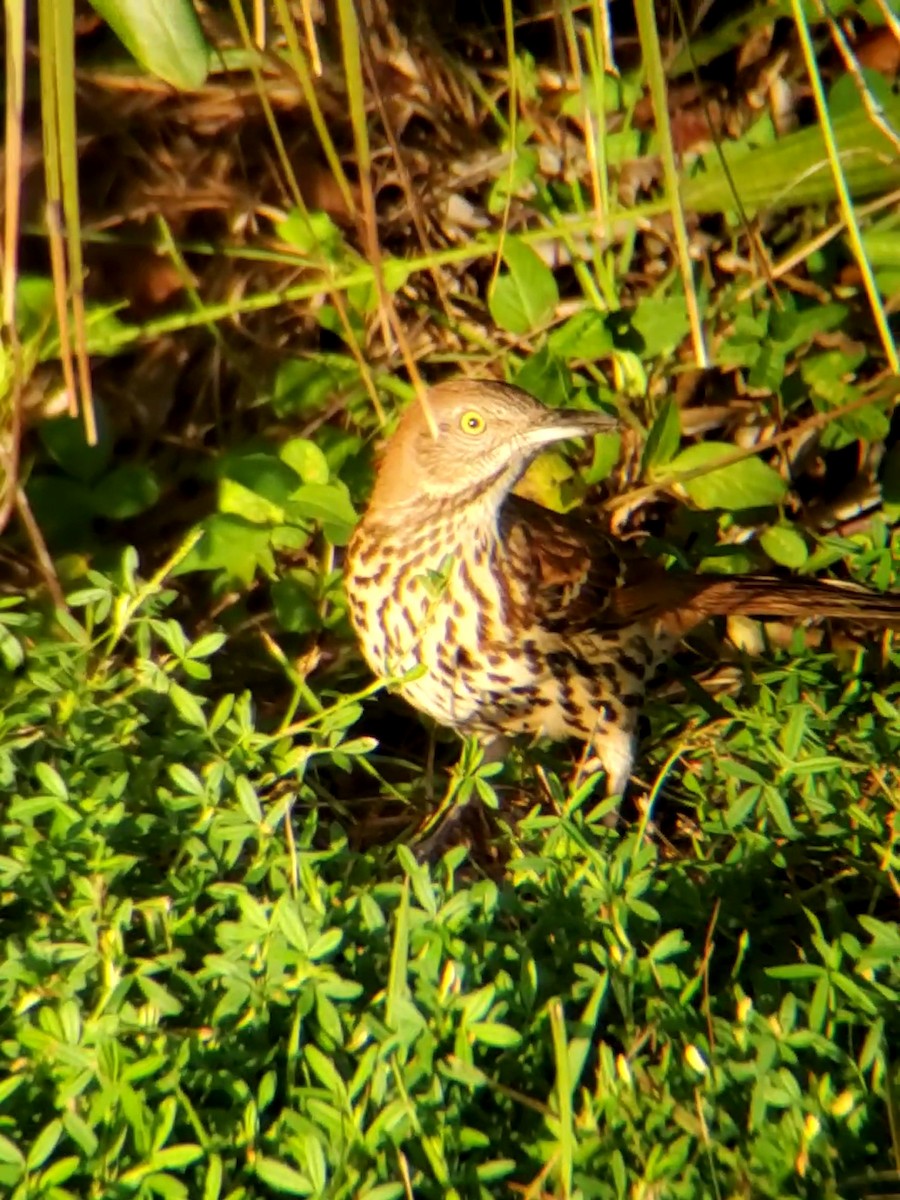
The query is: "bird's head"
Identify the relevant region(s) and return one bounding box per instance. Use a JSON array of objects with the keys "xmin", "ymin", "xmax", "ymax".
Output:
[{"xmin": 367, "ymin": 379, "xmax": 618, "ymax": 517}]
